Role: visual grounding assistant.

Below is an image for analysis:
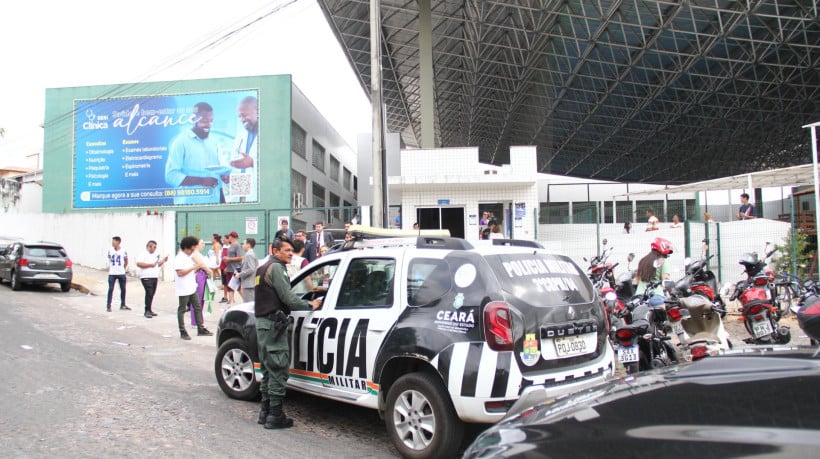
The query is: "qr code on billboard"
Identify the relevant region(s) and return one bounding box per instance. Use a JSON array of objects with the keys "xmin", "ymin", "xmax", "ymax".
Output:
[{"xmin": 230, "ymin": 173, "xmax": 252, "ymax": 198}]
